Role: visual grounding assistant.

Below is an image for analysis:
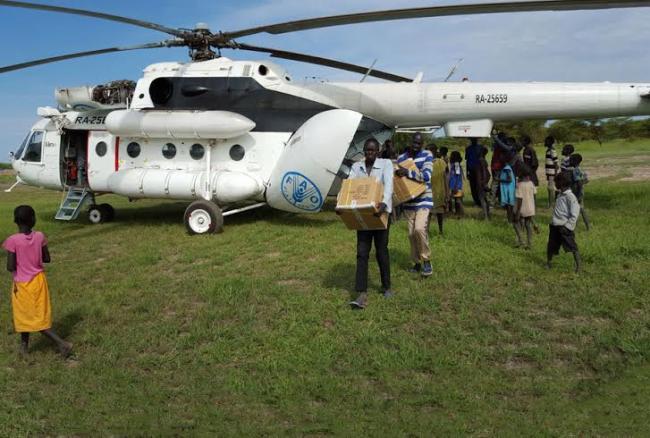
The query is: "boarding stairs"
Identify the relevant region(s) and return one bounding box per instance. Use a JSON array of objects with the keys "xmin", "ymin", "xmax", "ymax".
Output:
[{"xmin": 55, "ymin": 186, "xmax": 91, "ymax": 221}]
